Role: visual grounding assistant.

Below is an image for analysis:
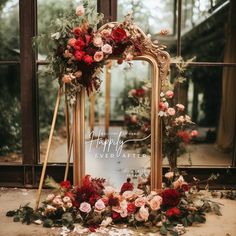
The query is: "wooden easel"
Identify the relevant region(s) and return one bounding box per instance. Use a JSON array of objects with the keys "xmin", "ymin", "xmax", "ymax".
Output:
[{"xmin": 35, "ymin": 86, "xmax": 85, "ymax": 210}]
